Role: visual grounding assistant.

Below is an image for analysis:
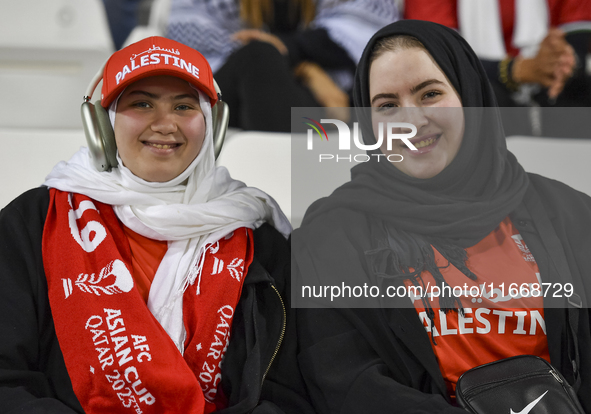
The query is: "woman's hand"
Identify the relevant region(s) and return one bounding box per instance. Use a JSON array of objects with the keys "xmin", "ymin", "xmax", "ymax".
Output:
[
  {"xmin": 547, "ymin": 42, "xmax": 576, "ymax": 99},
  {"xmin": 294, "ymin": 61, "xmax": 350, "ymax": 121},
  {"xmin": 231, "ymin": 29, "xmax": 288, "ymax": 55},
  {"xmin": 512, "ymin": 28, "xmax": 576, "ymax": 98}
]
